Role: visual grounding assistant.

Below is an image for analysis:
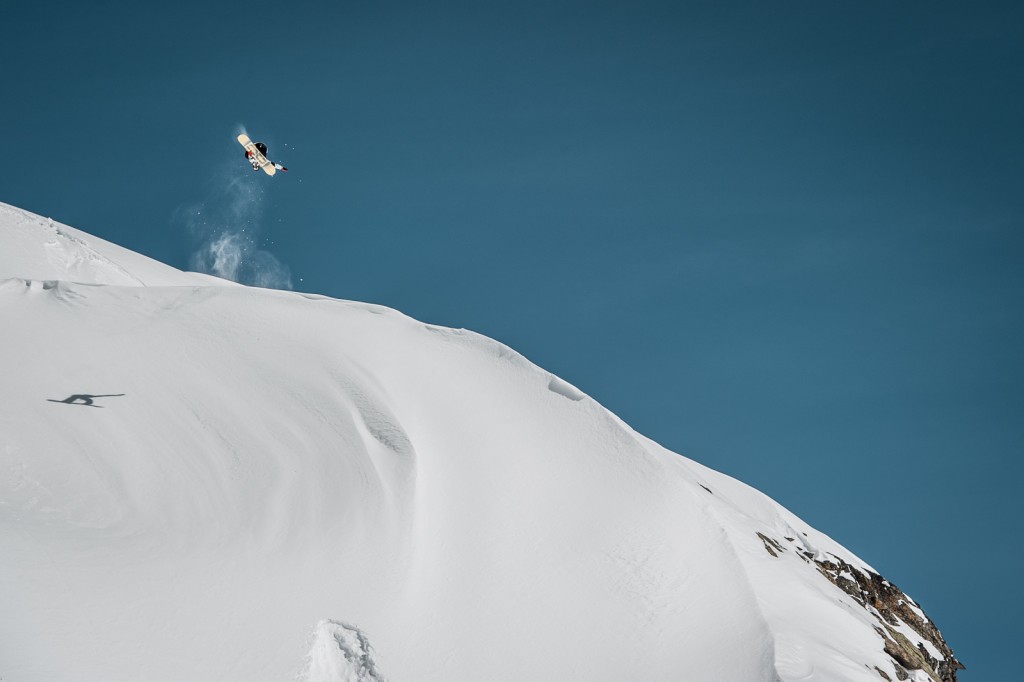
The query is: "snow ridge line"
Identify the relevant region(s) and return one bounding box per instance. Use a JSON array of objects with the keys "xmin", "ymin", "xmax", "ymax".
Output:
[
  {"xmin": 46, "ymin": 221, "xmax": 147, "ymax": 287},
  {"xmin": 4, "ymin": 203, "xmax": 148, "ymax": 286},
  {"xmin": 702, "ymin": 505, "xmax": 783, "ymax": 682}
]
